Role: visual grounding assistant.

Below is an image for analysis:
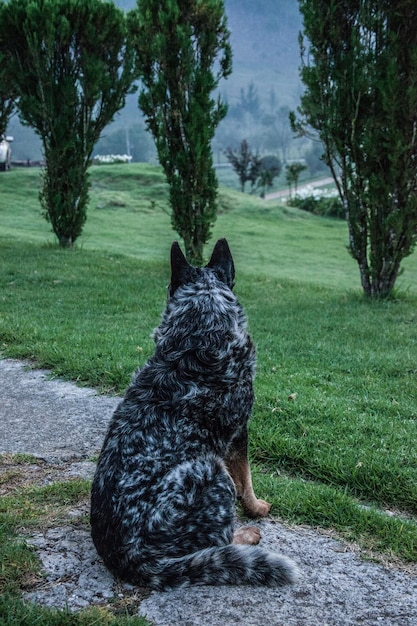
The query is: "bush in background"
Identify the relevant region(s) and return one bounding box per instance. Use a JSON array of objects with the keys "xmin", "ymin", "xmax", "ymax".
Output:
[{"xmin": 290, "ymin": 191, "xmax": 345, "ymax": 219}]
